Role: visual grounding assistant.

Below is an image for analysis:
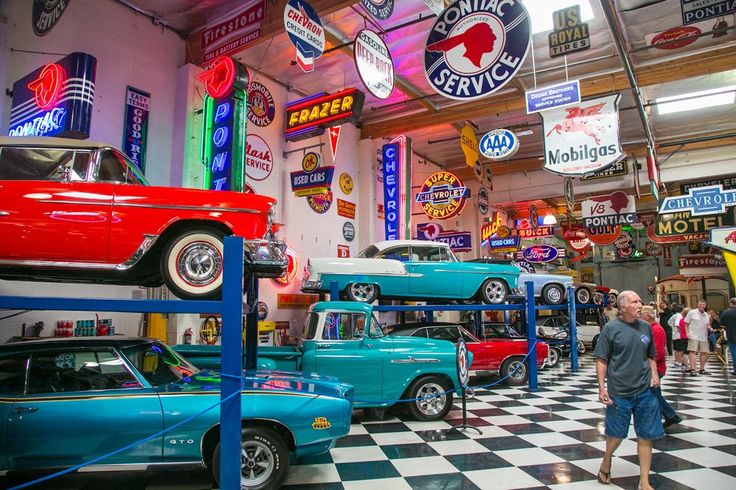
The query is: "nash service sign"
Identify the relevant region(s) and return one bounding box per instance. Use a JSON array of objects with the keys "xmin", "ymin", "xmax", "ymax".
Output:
[{"xmin": 542, "ymin": 94, "xmax": 624, "ymax": 176}]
